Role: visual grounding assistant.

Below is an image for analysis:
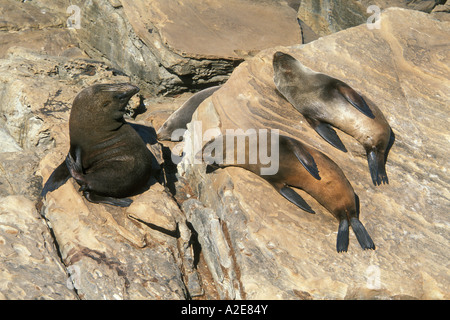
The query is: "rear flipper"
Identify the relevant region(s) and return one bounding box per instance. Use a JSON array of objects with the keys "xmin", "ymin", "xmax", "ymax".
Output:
[
  {"xmin": 41, "ymin": 160, "xmax": 71, "ymax": 198},
  {"xmin": 83, "ymin": 191, "xmax": 133, "ymax": 207},
  {"xmin": 367, "ymin": 150, "xmax": 388, "ymax": 186},
  {"xmin": 336, "ymin": 219, "xmax": 350, "ymax": 253},
  {"xmin": 350, "ymin": 217, "xmax": 375, "ymax": 250},
  {"xmin": 278, "ymin": 186, "xmax": 315, "ymax": 214}
]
